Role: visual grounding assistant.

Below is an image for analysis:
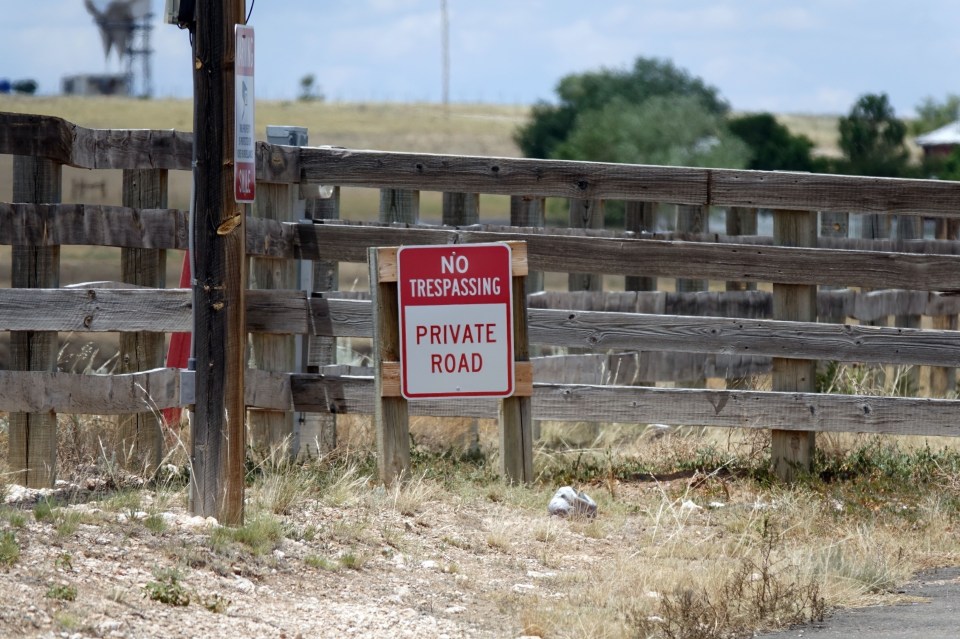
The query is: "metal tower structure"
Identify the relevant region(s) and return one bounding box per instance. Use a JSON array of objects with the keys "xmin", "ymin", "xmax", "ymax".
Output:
[{"xmin": 83, "ymin": 0, "xmax": 153, "ymax": 98}]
